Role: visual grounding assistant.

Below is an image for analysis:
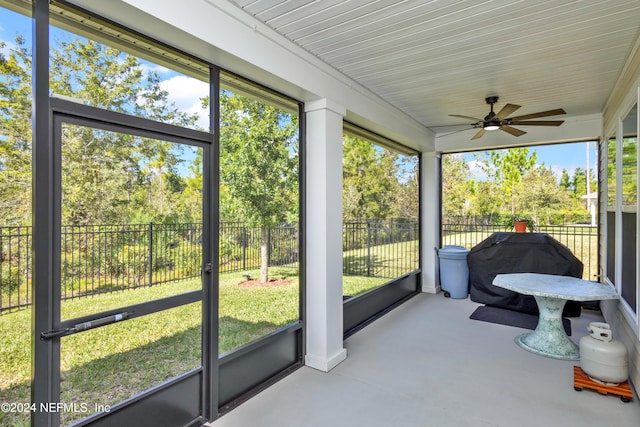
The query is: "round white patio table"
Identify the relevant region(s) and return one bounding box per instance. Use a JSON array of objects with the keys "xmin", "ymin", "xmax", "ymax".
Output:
[{"xmin": 492, "ymin": 273, "xmax": 619, "ymax": 360}]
